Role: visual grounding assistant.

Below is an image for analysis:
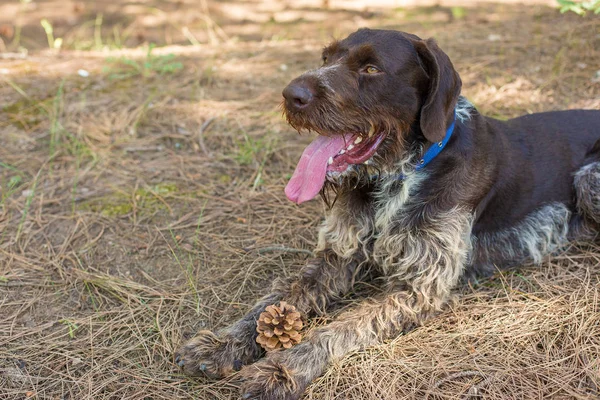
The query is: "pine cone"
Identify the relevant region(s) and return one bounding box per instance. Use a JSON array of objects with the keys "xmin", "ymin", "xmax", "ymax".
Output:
[{"xmin": 256, "ymin": 301, "xmax": 303, "ymax": 351}]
